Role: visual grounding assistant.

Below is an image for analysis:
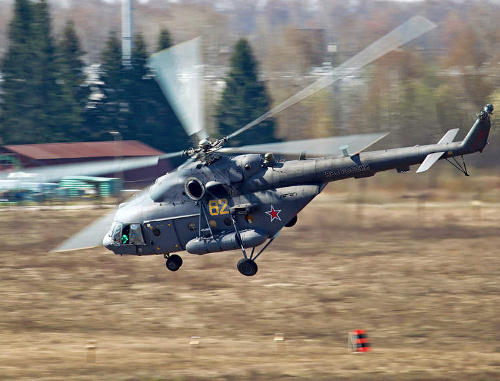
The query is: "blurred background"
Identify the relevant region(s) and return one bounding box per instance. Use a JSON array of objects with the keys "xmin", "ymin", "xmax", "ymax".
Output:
[
  {"xmin": 0, "ymin": 0, "xmax": 499, "ymax": 157},
  {"xmin": 0, "ymin": 2, "xmax": 498, "ymax": 380},
  {"xmin": 1, "ymin": 0, "xmax": 499, "ymax": 202}
]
